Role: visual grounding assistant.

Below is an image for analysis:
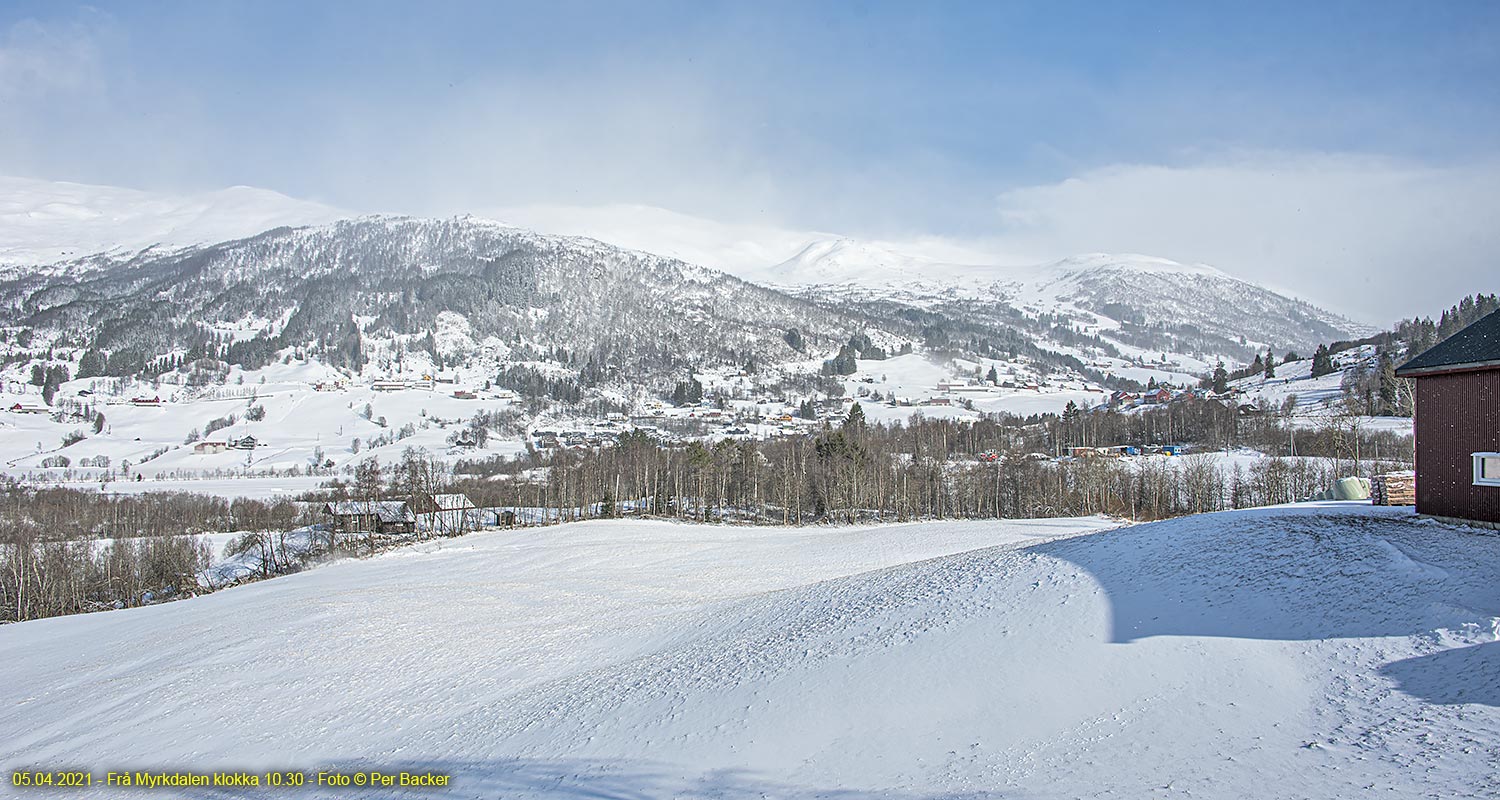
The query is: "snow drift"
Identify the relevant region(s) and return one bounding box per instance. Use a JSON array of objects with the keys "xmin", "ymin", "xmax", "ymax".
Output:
[{"xmin": 1, "ymin": 506, "xmax": 1495, "ymax": 798}]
